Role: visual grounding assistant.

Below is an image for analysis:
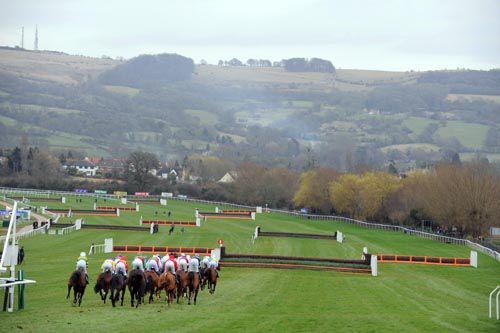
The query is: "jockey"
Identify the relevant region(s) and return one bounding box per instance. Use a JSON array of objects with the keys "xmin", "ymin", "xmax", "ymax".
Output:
[
  {"xmin": 101, "ymin": 258, "xmax": 115, "ymax": 273},
  {"xmin": 201, "ymin": 255, "xmax": 210, "ymax": 270},
  {"xmin": 146, "ymin": 258, "xmax": 160, "ymax": 275},
  {"xmin": 115, "ymin": 260, "xmax": 127, "ymax": 277},
  {"xmin": 189, "ymin": 254, "xmax": 201, "ymax": 280},
  {"xmin": 178, "ymin": 253, "xmax": 189, "ymax": 272},
  {"xmin": 76, "ymin": 252, "xmax": 89, "ymax": 284},
  {"xmin": 160, "ymin": 255, "xmax": 169, "ymax": 273},
  {"xmin": 208, "ymin": 256, "xmax": 220, "ymax": 278},
  {"xmin": 189, "ymin": 254, "xmax": 200, "ymax": 272},
  {"xmin": 132, "ymin": 257, "xmax": 144, "ymax": 271}
]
